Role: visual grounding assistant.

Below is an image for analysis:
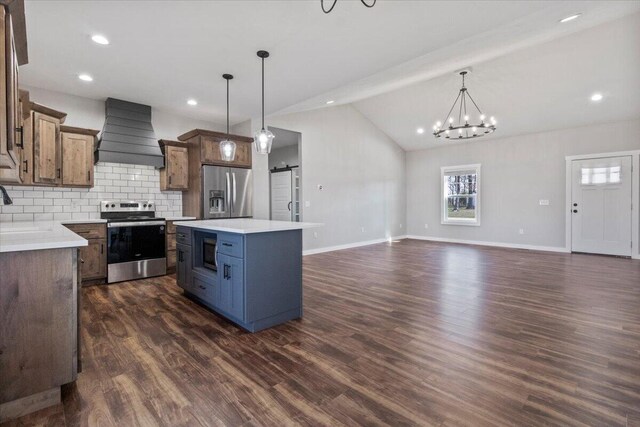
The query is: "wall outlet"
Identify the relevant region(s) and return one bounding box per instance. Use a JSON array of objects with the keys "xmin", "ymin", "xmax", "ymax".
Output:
[
  {"xmin": 539, "ymin": 199, "xmax": 550, "ymax": 206},
  {"xmin": 424, "ymin": 223, "xmax": 429, "ymax": 229},
  {"xmin": 305, "ymin": 201, "xmax": 310, "ymax": 208},
  {"xmin": 313, "ymin": 232, "xmax": 318, "ymax": 238},
  {"xmin": 519, "ymin": 228, "xmax": 525, "ymax": 235}
]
